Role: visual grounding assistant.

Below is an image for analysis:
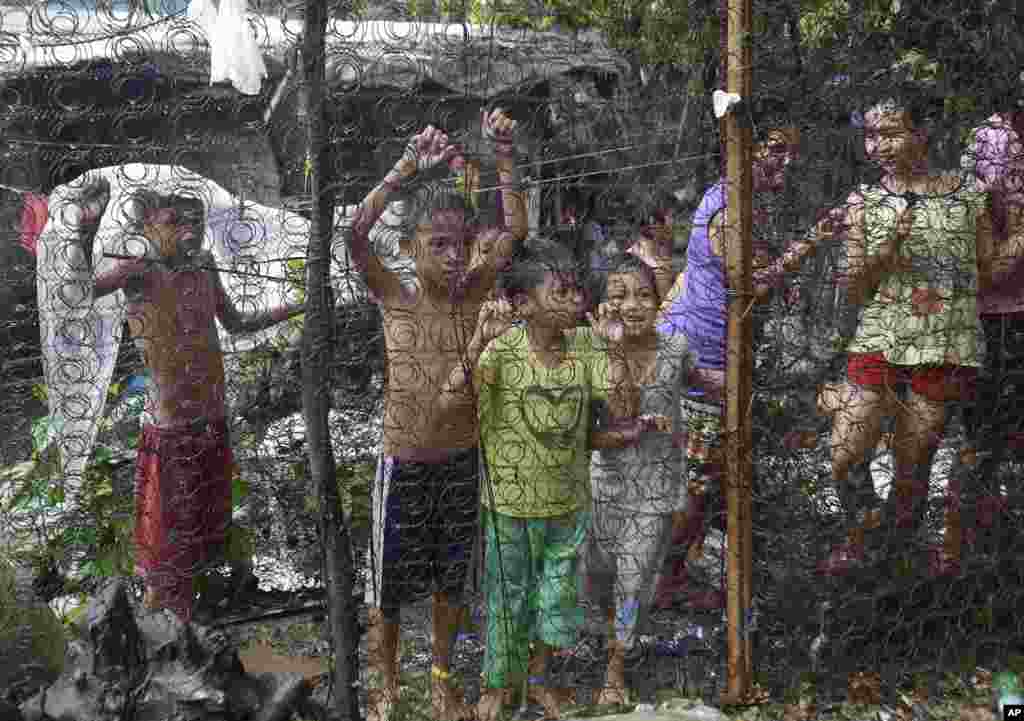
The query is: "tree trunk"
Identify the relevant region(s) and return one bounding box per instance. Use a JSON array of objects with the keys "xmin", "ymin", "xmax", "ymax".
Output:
[{"xmin": 300, "ymin": 2, "xmax": 361, "ymax": 718}]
